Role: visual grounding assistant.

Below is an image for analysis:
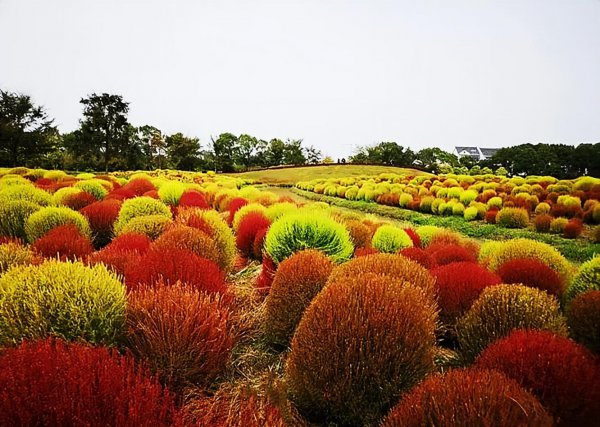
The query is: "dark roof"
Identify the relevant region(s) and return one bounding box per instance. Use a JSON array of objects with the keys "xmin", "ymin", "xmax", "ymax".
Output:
[
  {"xmin": 455, "ymin": 146, "xmax": 480, "ymax": 155},
  {"xmin": 479, "ymin": 148, "xmax": 499, "ymax": 157}
]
